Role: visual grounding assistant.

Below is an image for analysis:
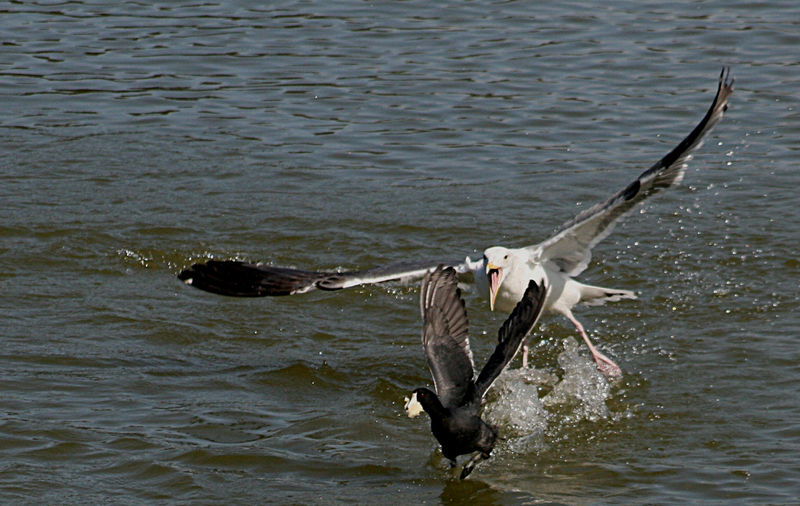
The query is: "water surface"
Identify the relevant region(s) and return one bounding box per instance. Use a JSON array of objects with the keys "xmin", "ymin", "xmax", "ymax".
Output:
[{"xmin": 2, "ymin": 1, "xmax": 799, "ymax": 503}]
